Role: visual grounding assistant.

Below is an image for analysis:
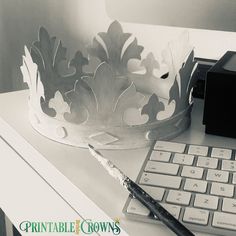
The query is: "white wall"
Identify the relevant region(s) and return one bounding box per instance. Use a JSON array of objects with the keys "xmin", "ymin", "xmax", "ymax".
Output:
[
  {"xmin": 0, "ymin": 0, "xmax": 110, "ymax": 92},
  {"xmin": 105, "ymin": 0, "xmax": 236, "ymax": 59},
  {"xmin": 106, "ymin": 0, "xmax": 236, "ymax": 32},
  {"xmin": 0, "ymin": 0, "xmax": 235, "ymax": 92},
  {"xmin": 121, "ymin": 23, "xmax": 236, "ymax": 60}
]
